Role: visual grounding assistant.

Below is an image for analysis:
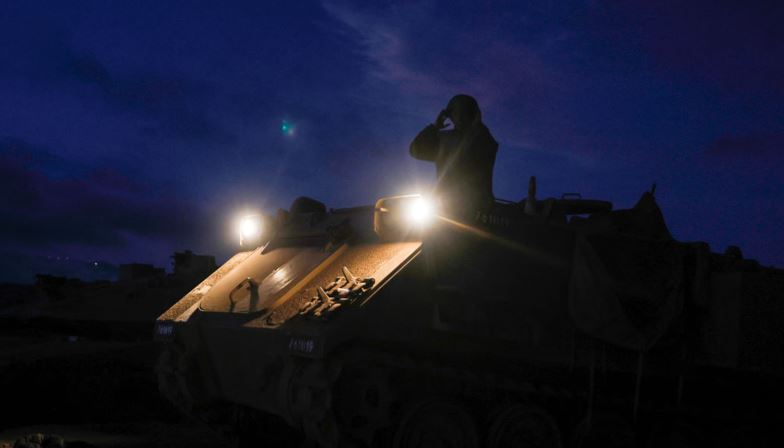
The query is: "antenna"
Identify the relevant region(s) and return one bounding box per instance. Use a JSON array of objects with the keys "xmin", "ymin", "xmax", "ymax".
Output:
[{"xmin": 524, "ymin": 176, "xmax": 537, "ymax": 215}]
